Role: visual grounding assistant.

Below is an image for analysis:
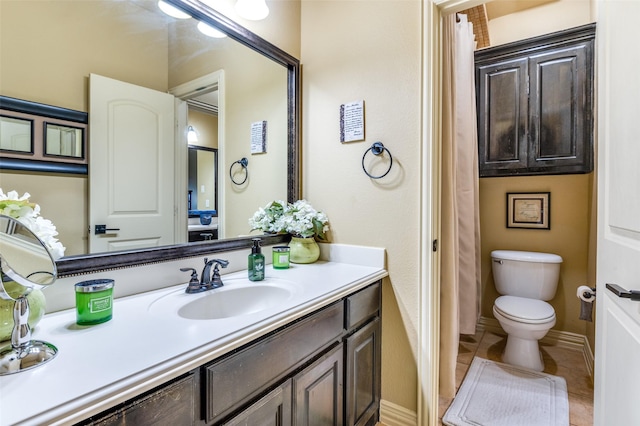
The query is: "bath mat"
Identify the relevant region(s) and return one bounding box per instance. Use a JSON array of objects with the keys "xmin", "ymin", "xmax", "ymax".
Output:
[{"xmin": 443, "ymin": 357, "xmax": 569, "ymax": 426}]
